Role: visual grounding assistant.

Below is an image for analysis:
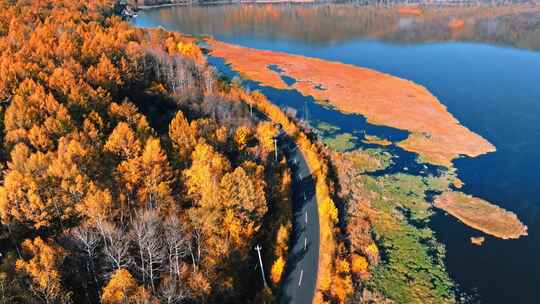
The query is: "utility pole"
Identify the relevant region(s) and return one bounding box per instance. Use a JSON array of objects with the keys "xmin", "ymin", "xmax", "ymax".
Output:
[
  {"xmin": 273, "ymin": 137, "xmax": 278, "ymax": 162},
  {"xmin": 254, "ymin": 244, "xmax": 268, "ymax": 289}
]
